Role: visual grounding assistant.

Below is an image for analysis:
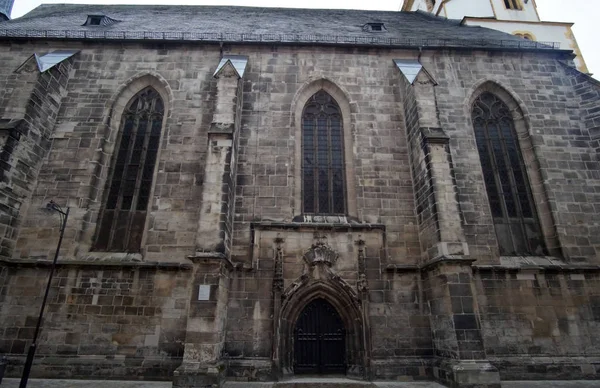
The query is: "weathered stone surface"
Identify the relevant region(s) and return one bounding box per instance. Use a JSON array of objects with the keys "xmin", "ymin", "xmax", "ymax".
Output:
[
  {"xmin": 0, "ymin": 12, "xmax": 598, "ymax": 388},
  {"xmin": 0, "ymin": 264, "xmax": 190, "ymax": 379}
]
